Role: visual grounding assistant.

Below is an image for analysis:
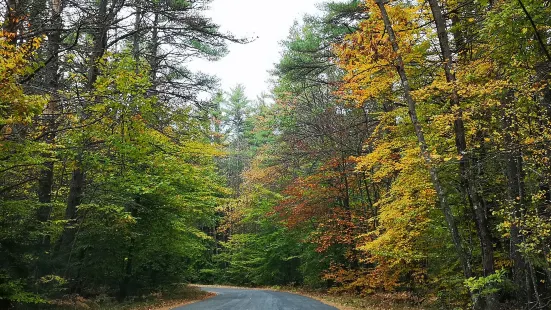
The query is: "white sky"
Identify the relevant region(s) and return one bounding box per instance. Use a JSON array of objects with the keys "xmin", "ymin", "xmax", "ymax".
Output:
[{"xmin": 188, "ymin": 0, "xmax": 327, "ymax": 100}]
